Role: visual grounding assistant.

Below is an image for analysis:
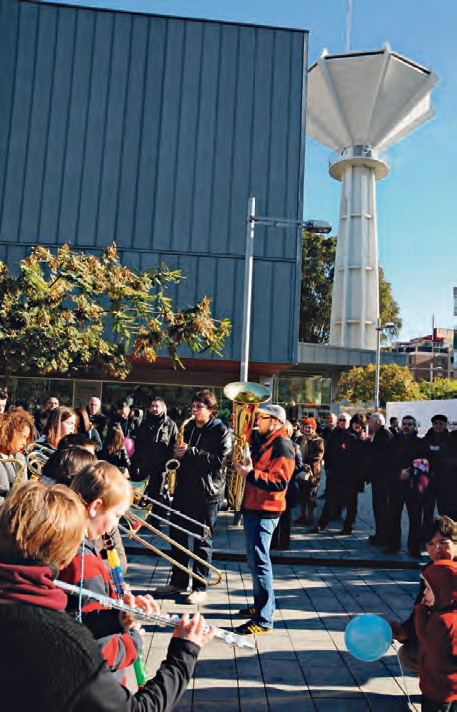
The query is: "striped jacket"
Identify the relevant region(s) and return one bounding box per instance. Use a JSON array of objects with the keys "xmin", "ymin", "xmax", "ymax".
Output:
[
  {"xmin": 242, "ymin": 426, "xmax": 295, "ymax": 514},
  {"xmin": 59, "ymin": 539, "xmax": 141, "ymax": 680}
]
